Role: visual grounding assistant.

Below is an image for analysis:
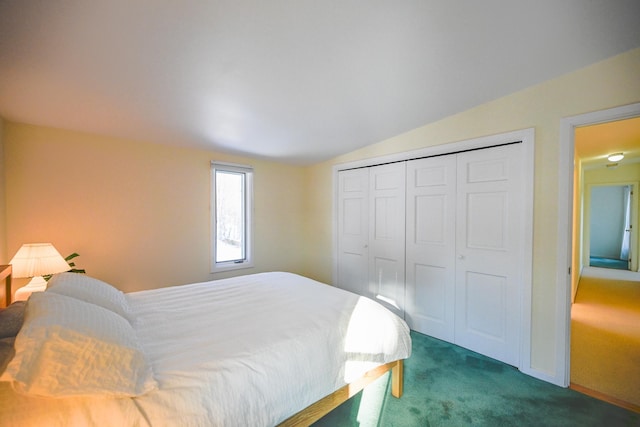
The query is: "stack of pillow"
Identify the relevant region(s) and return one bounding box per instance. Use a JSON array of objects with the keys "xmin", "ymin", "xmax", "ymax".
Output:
[{"xmin": 0, "ymin": 273, "xmax": 157, "ymax": 398}]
